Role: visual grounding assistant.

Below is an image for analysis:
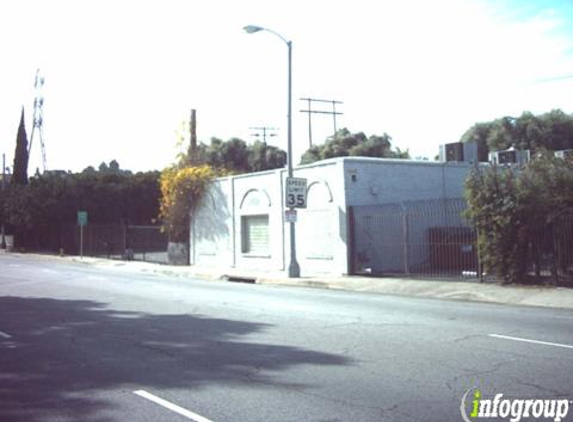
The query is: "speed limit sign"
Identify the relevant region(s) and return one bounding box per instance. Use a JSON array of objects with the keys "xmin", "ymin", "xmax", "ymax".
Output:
[{"xmin": 285, "ymin": 177, "xmax": 307, "ymax": 209}]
